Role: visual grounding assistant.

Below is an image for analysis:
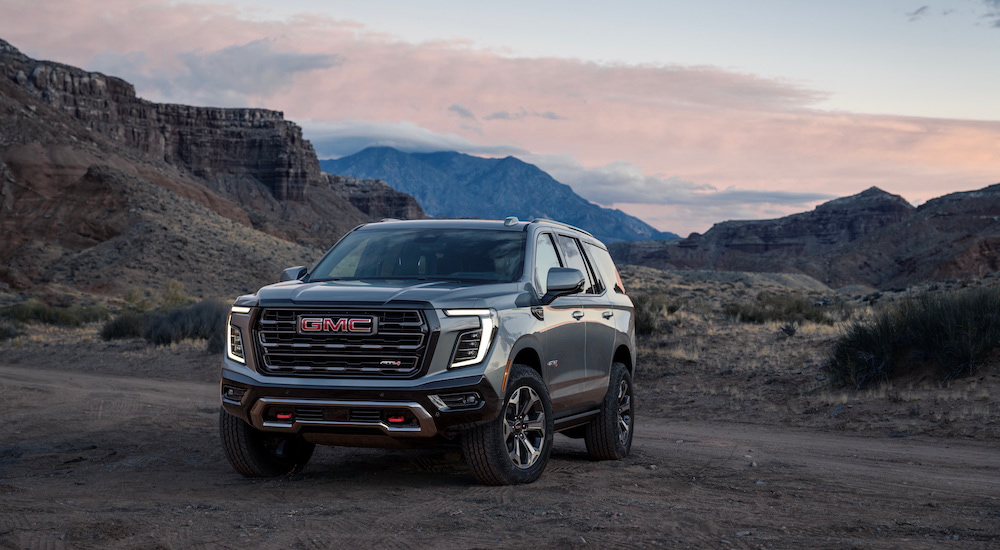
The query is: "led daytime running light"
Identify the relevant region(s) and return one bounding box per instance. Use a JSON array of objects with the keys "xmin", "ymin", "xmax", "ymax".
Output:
[{"xmin": 226, "ymin": 319, "xmax": 246, "ymax": 364}]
